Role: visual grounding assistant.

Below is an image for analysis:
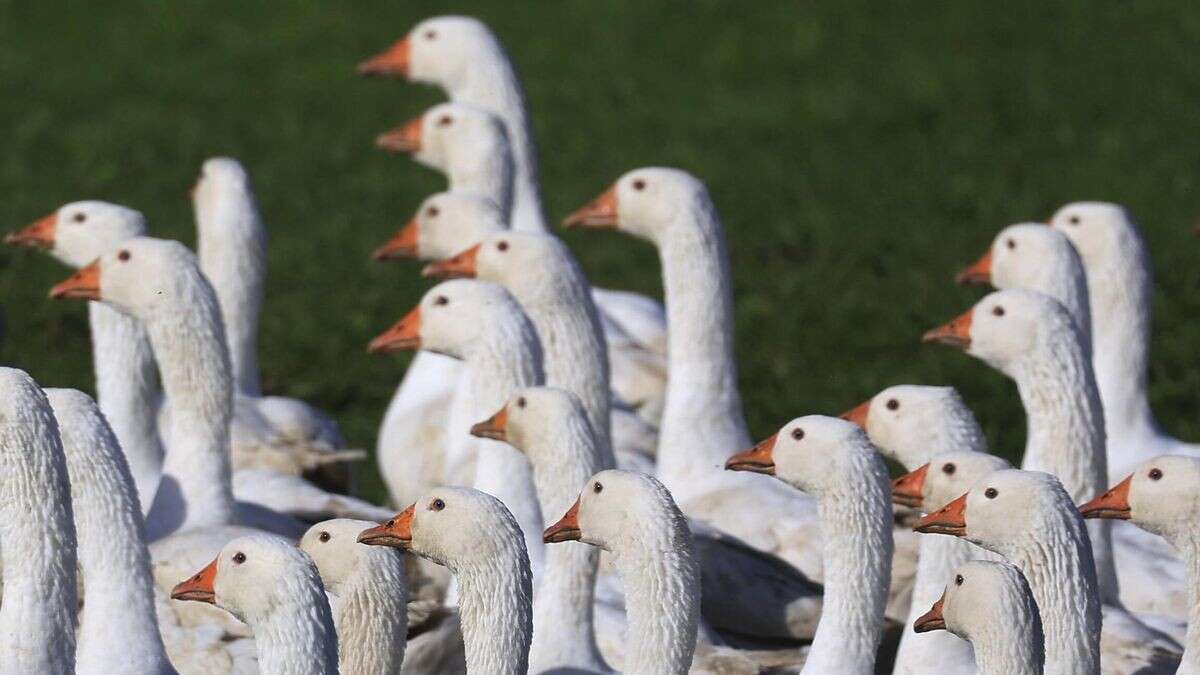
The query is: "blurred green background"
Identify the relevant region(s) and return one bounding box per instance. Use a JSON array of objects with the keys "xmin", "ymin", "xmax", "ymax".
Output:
[{"xmin": 2, "ymin": 1, "xmax": 1198, "ymax": 503}]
